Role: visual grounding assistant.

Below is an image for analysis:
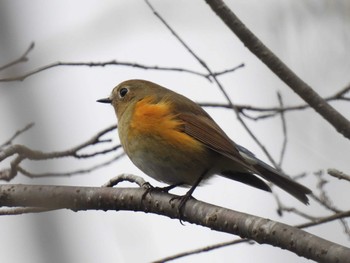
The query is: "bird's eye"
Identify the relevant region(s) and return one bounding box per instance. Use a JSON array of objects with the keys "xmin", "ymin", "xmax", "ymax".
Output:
[{"xmin": 119, "ymin": 87, "xmax": 128, "ymax": 98}]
